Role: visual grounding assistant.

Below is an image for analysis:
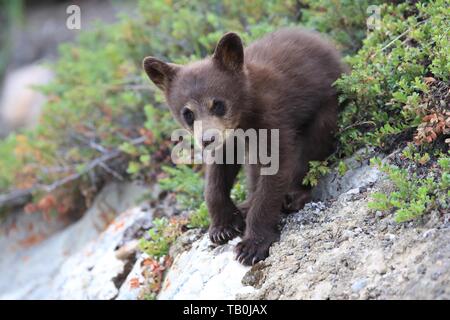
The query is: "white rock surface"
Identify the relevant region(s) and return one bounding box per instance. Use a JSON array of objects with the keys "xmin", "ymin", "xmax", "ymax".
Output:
[
  {"xmin": 158, "ymin": 236, "xmax": 255, "ymax": 300},
  {"xmin": 116, "ymin": 254, "xmax": 149, "ymax": 300},
  {"xmin": 0, "ymin": 182, "xmax": 149, "ymax": 299},
  {"xmin": 52, "ymin": 205, "xmax": 150, "ymax": 299}
]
